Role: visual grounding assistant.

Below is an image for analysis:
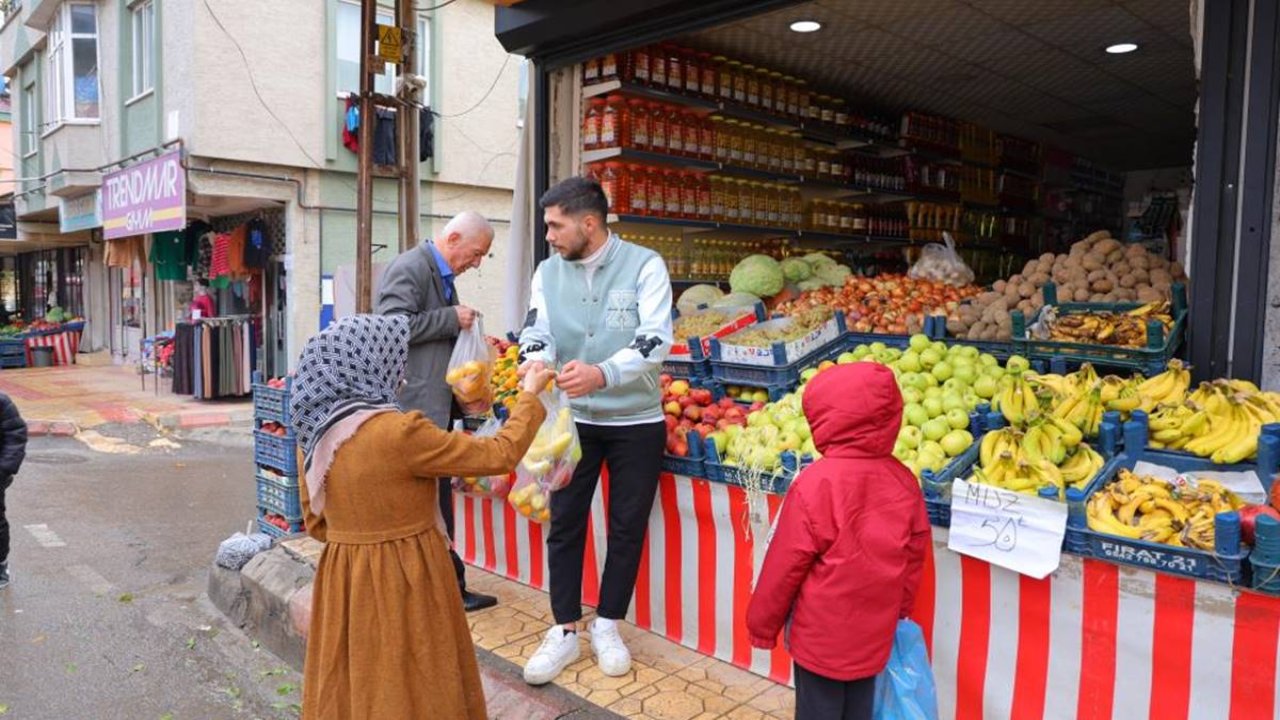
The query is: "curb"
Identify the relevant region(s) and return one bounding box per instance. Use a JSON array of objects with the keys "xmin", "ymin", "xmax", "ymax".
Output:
[
  {"xmin": 207, "ymin": 545, "xmax": 623, "ymax": 718},
  {"xmin": 26, "ymin": 420, "xmax": 79, "ymax": 437}
]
